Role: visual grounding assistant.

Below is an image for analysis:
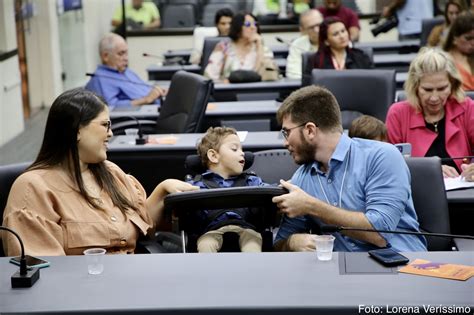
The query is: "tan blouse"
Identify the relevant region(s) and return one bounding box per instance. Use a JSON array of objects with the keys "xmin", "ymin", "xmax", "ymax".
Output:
[{"xmin": 2, "ymin": 161, "xmax": 153, "ymax": 256}]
